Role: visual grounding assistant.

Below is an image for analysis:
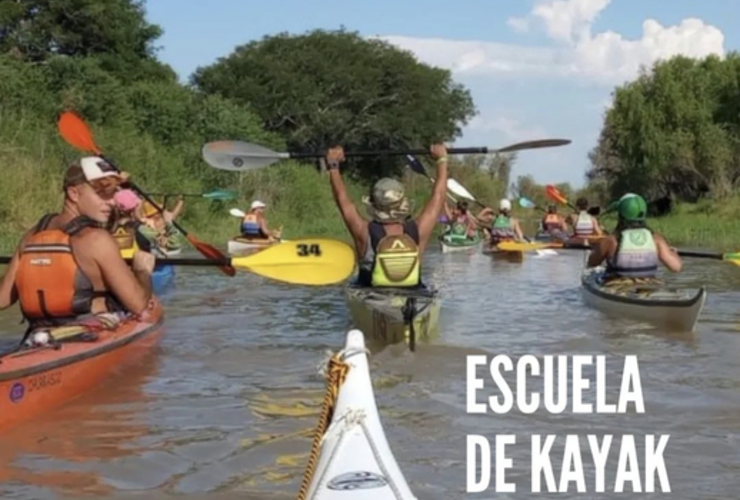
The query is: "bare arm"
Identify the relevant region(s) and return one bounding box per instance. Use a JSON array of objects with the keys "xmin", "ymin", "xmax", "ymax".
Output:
[
  {"xmin": 91, "ymin": 231, "xmax": 152, "ymax": 314},
  {"xmin": 0, "ymin": 232, "xmax": 29, "ymax": 310},
  {"xmin": 416, "ymin": 145, "xmax": 449, "ymax": 250},
  {"xmin": 512, "ymin": 218, "xmax": 525, "ymax": 240},
  {"xmin": 443, "ymin": 203, "xmax": 452, "ymax": 220},
  {"xmin": 592, "ymin": 217, "xmax": 604, "ymax": 236},
  {"xmin": 588, "ymin": 237, "xmax": 615, "ymax": 267},
  {"xmin": 325, "ymin": 148, "xmax": 368, "ymax": 254},
  {"xmin": 655, "ymin": 234, "xmax": 682, "ymax": 272}
]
